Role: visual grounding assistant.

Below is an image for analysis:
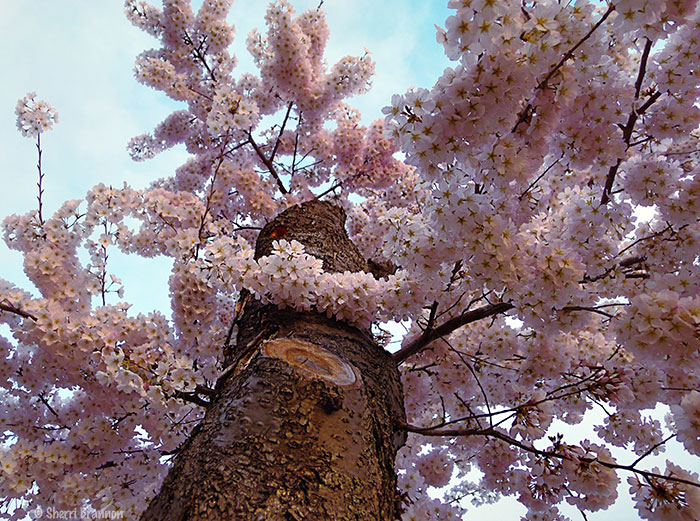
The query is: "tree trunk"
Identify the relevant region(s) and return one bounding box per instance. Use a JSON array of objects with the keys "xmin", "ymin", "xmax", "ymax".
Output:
[{"xmin": 141, "ymin": 200, "xmax": 406, "ymax": 521}]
